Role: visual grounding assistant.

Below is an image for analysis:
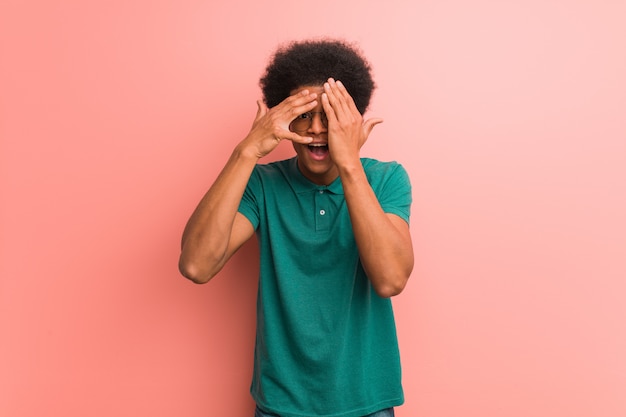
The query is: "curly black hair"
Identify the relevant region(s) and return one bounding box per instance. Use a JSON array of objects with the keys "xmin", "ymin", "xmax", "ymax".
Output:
[{"xmin": 260, "ymin": 39, "xmax": 375, "ymax": 114}]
